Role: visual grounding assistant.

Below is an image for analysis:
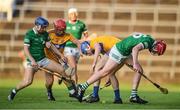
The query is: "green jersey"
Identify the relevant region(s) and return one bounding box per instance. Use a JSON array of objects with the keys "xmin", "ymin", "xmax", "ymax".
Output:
[
  {"xmin": 65, "ymin": 20, "xmax": 87, "ymax": 48},
  {"xmin": 116, "ymin": 33, "xmax": 155, "ymax": 56},
  {"xmin": 24, "ymin": 28, "xmax": 49, "ymax": 62}
]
